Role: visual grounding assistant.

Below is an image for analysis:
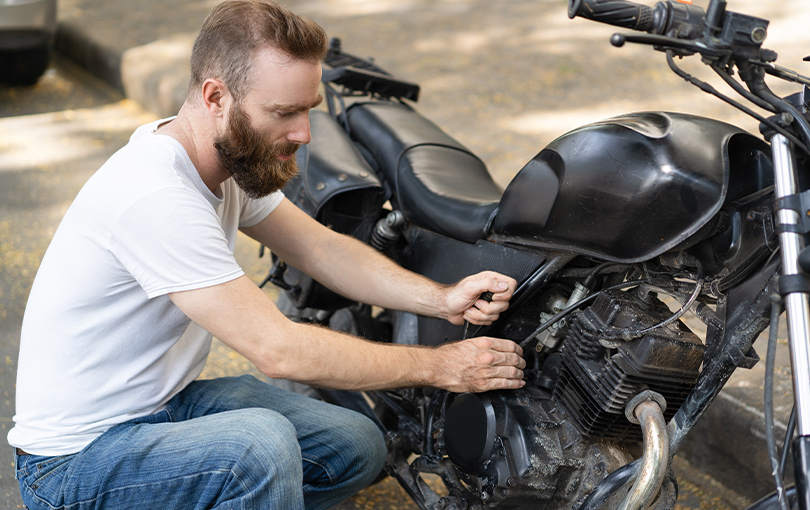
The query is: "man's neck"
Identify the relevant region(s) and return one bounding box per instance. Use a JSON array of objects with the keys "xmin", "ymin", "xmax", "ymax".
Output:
[{"xmin": 155, "ymin": 105, "xmax": 230, "ymax": 194}]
